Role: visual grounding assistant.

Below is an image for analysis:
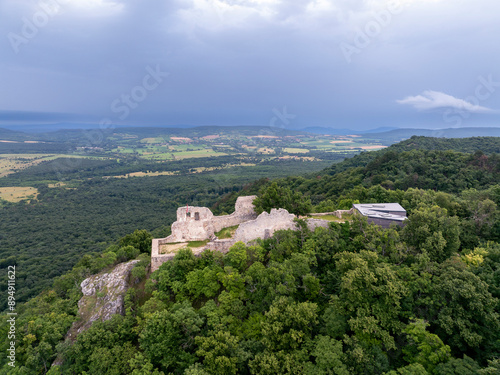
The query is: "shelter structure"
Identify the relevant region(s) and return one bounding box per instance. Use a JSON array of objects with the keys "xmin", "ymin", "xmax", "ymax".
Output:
[{"xmin": 352, "ymin": 203, "xmax": 407, "ymax": 228}]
